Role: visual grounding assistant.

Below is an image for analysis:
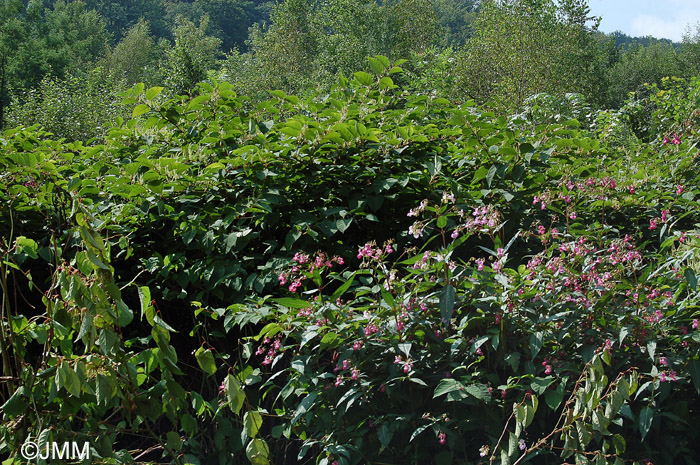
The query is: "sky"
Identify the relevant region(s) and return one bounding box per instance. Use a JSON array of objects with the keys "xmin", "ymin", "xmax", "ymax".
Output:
[{"xmin": 587, "ymin": 0, "xmax": 700, "ymax": 42}]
